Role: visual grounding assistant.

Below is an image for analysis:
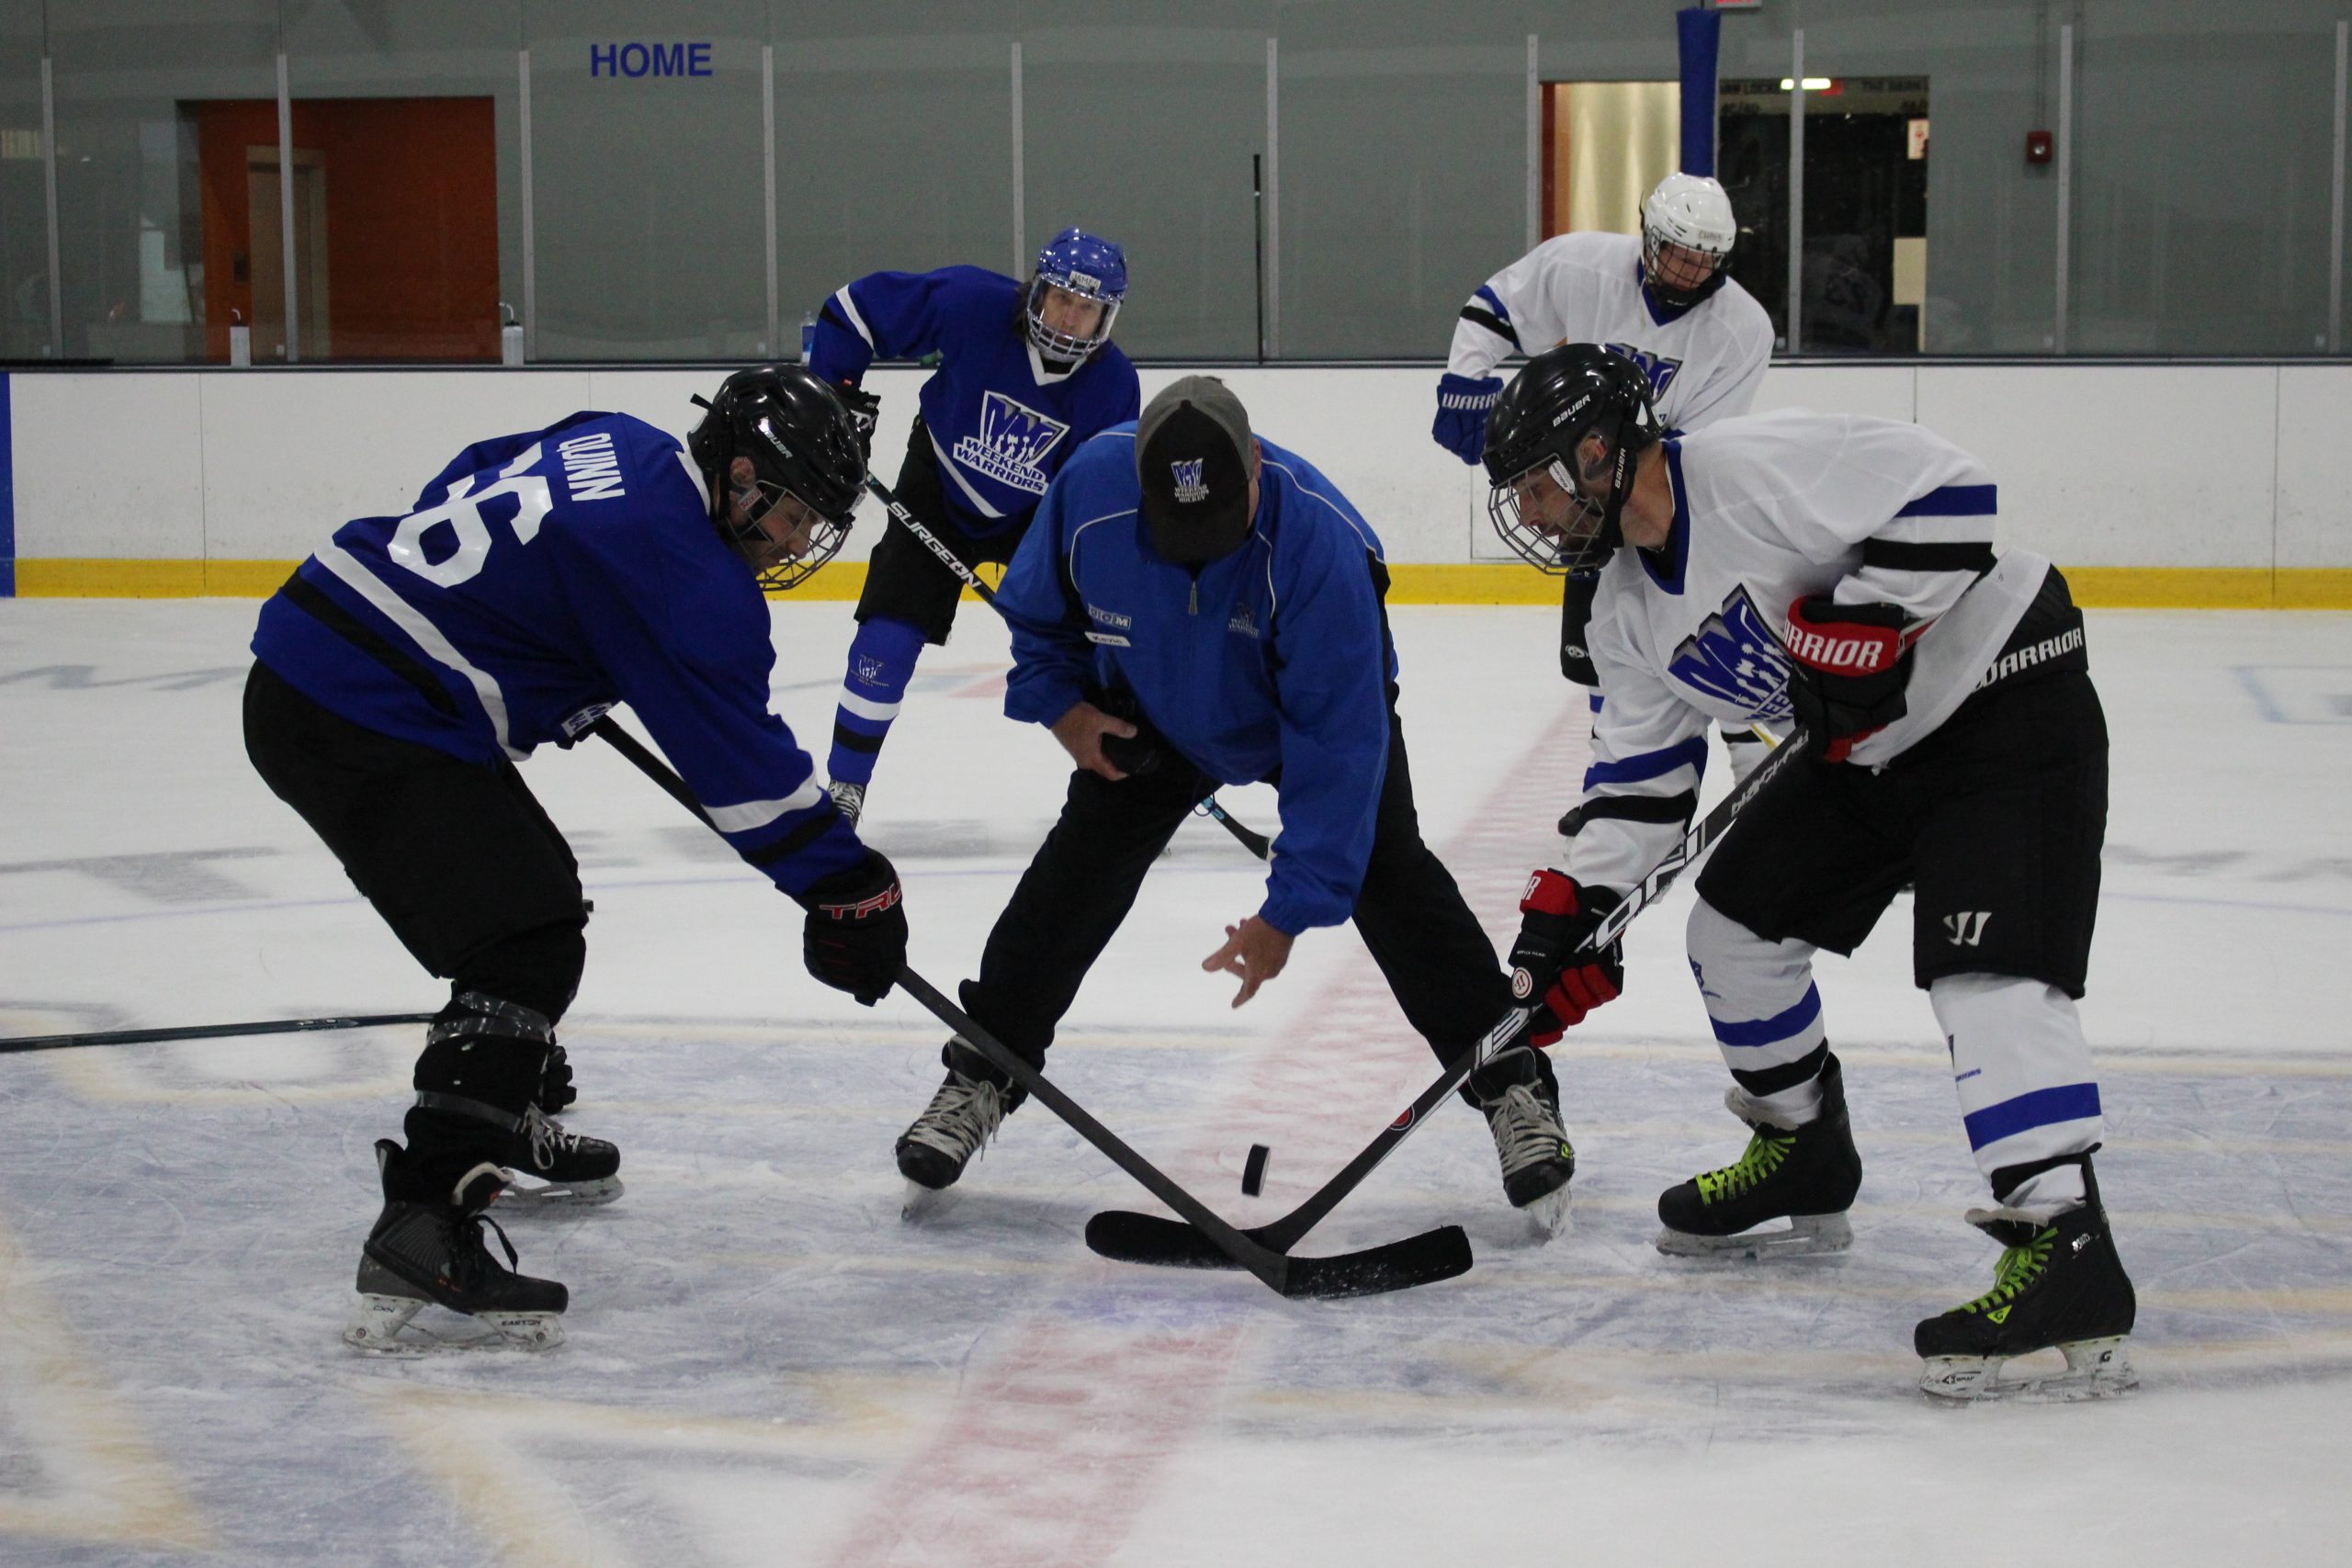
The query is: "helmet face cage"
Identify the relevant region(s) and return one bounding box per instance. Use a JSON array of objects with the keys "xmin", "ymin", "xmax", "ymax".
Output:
[
  {"xmin": 1487, "ymin": 455, "xmax": 1615, "ymax": 576},
  {"xmin": 1641, "ymin": 174, "xmax": 1736, "ymax": 309},
  {"xmin": 691, "ymin": 366, "xmax": 865, "ymax": 592},
  {"xmin": 1026, "ymin": 228, "xmax": 1127, "ymax": 359}
]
